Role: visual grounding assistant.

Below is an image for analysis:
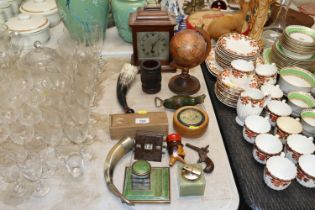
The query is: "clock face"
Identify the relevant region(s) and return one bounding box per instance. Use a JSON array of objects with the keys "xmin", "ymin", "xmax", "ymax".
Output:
[
  {"xmin": 137, "ymin": 32, "xmax": 169, "ymax": 60},
  {"xmin": 178, "ymin": 108, "xmax": 205, "ymax": 127}
]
